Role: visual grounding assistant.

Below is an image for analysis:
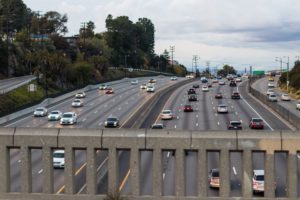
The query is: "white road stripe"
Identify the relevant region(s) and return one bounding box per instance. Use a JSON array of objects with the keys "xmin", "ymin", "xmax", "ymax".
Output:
[
  {"xmin": 237, "ymin": 84, "xmax": 274, "ymax": 131},
  {"xmin": 38, "ymin": 169, "xmax": 43, "ymax": 174},
  {"xmin": 217, "ymin": 122, "xmax": 220, "ymax": 126},
  {"xmin": 196, "ymin": 115, "xmax": 198, "ymax": 118},
  {"xmin": 98, "ymin": 122, "xmax": 103, "ymax": 126},
  {"xmin": 167, "ymin": 152, "xmax": 170, "ymax": 158},
  {"xmin": 233, "ymin": 166, "xmax": 237, "ymax": 175},
  {"xmin": 163, "ymin": 173, "xmax": 166, "ymax": 180},
  {"xmin": 196, "ymin": 123, "xmax": 199, "ymax": 127},
  {"xmin": 174, "ymin": 125, "xmax": 177, "ymax": 129},
  {"xmin": 297, "ymin": 155, "xmax": 300, "ymax": 159},
  {"xmin": 18, "ymin": 160, "xmax": 21, "ymax": 163},
  {"xmin": 82, "ymin": 118, "xmax": 86, "ymax": 122}
]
